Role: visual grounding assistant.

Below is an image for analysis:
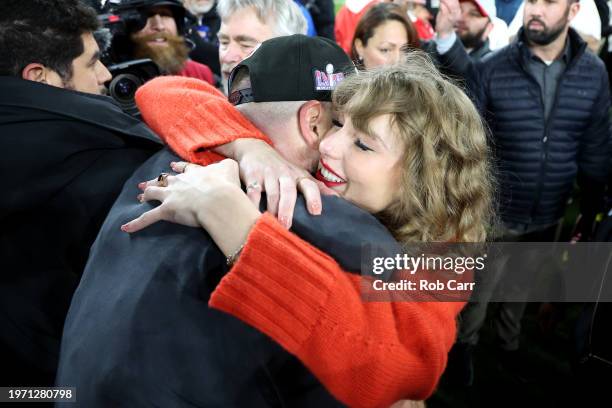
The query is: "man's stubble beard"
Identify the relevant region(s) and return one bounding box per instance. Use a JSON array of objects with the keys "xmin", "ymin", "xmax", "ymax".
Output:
[
  {"xmin": 61, "ymin": 77, "xmax": 106, "ymax": 95},
  {"xmin": 459, "ymin": 24, "xmax": 488, "ymax": 50},
  {"xmin": 524, "ymin": 6, "xmax": 570, "ymax": 46},
  {"xmin": 132, "ymin": 33, "xmax": 190, "ymax": 74}
]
